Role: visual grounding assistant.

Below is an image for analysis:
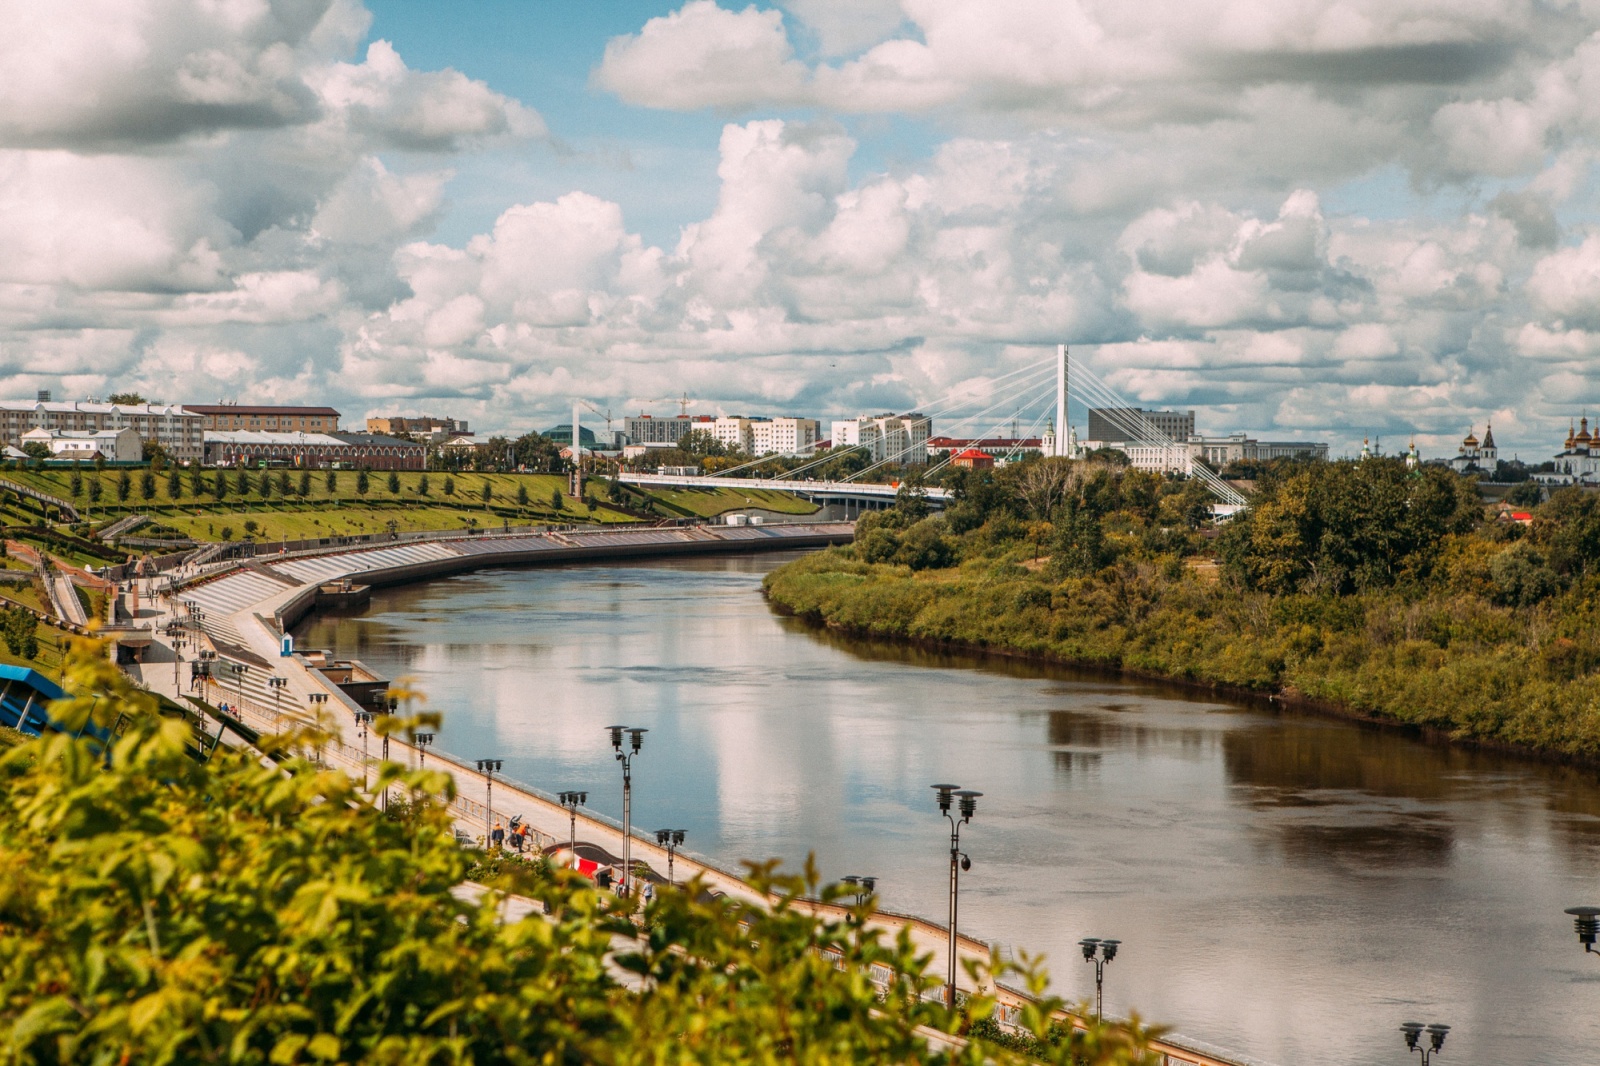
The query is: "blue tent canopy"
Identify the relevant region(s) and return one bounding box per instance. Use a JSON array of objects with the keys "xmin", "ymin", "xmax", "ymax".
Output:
[{"xmin": 0, "ymin": 663, "xmax": 68, "ymax": 735}]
